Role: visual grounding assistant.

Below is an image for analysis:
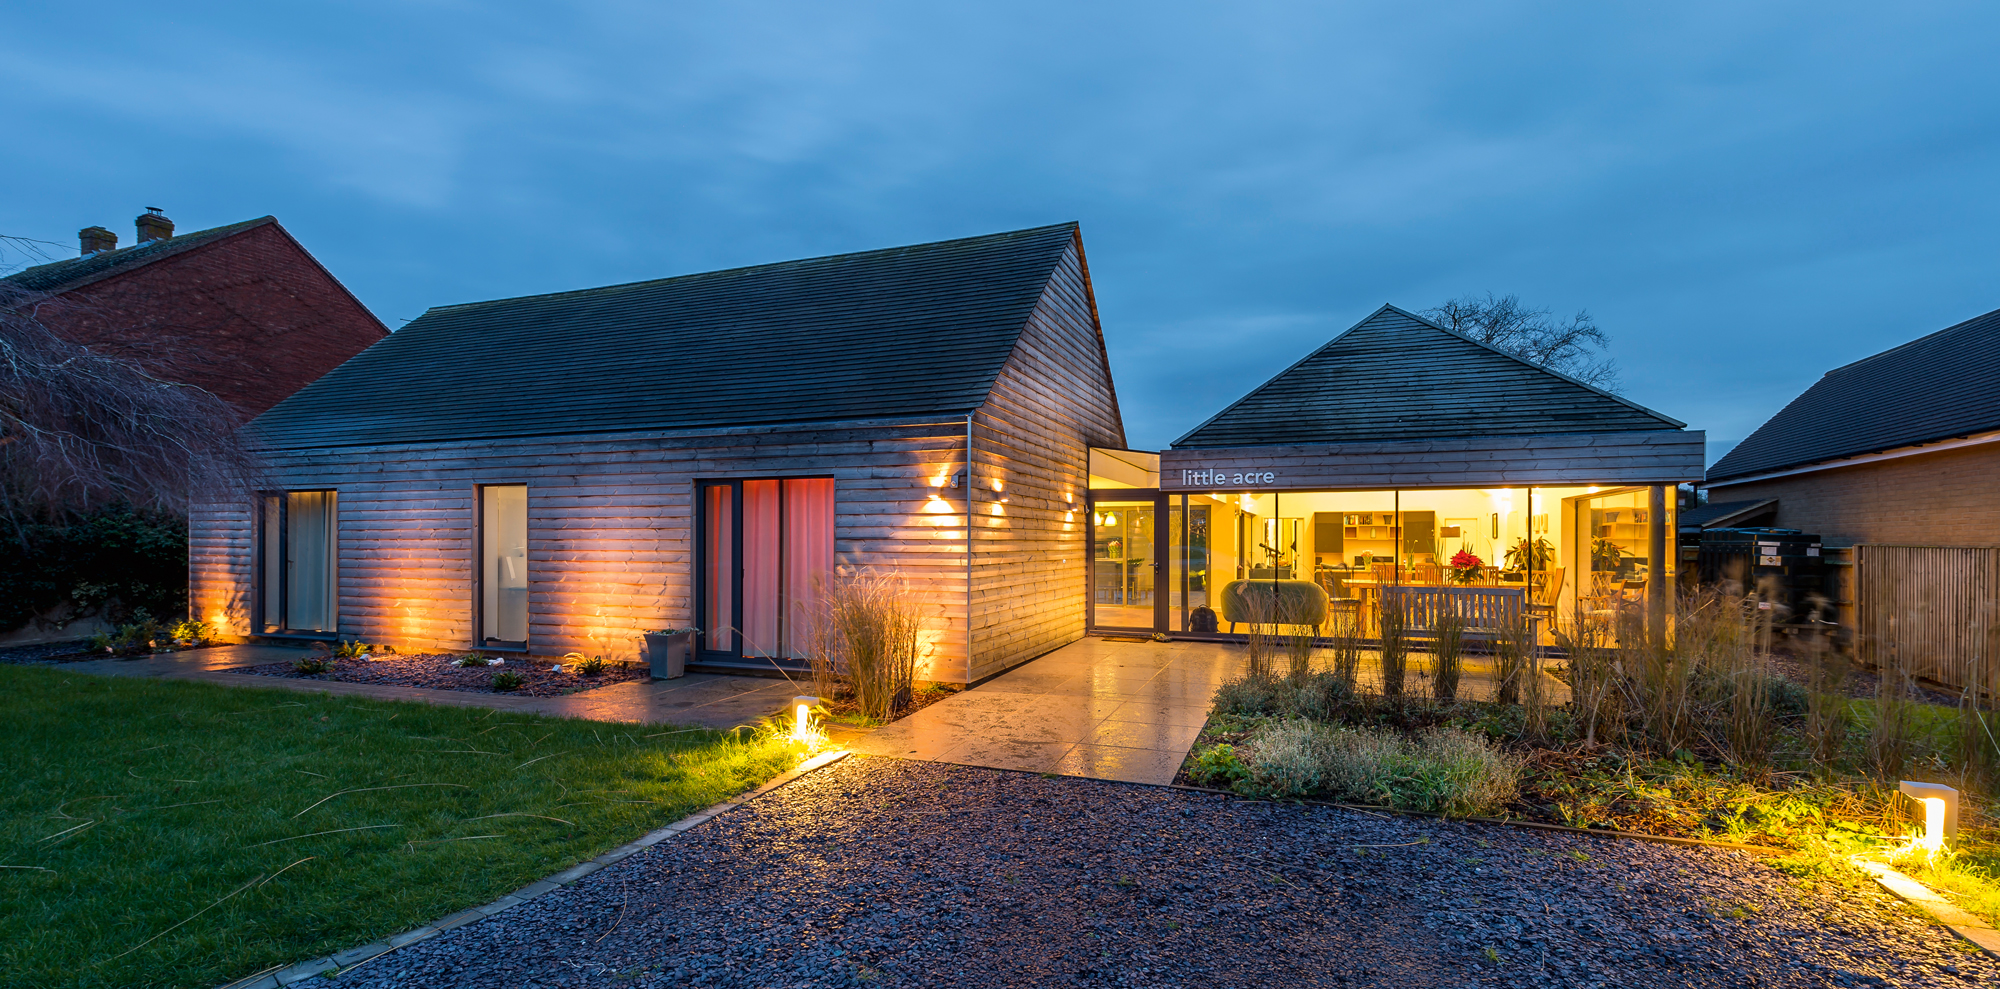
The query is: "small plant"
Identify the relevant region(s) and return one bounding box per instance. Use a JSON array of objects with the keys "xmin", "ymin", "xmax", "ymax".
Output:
[
  {"xmin": 1283, "ymin": 625, "xmax": 1315, "ymax": 680},
  {"xmin": 1447, "ymin": 550, "xmax": 1484, "ymax": 585},
  {"xmin": 332, "ymin": 639, "xmax": 378, "ymax": 659},
  {"xmin": 169, "ymin": 619, "xmax": 215, "ymax": 644},
  {"xmin": 455, "ymin": 652, "xmax": 491, "ymax": 667},
  {"xmin": 491, "ymin": 670, "xmax": 525, "ymax": 691},
  {"xmin": 574, "ymin": 655, "xmax": 607, "ymax": 677},
  {"xmin": 1189, "ymin": 743, "xmax": 1250, "ymax": 787},
  {"xmin": 294, "ymin": 656, "xmax": 335, "ymax": 675}
]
